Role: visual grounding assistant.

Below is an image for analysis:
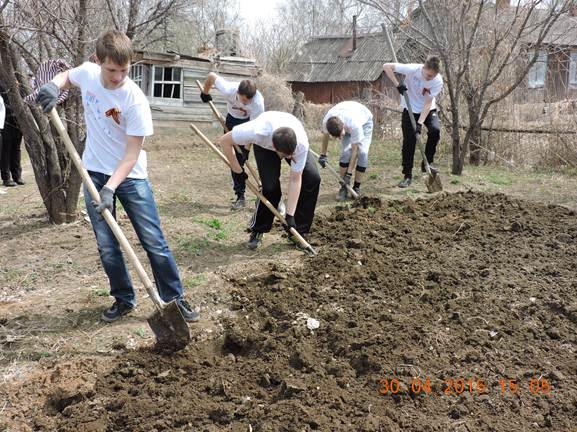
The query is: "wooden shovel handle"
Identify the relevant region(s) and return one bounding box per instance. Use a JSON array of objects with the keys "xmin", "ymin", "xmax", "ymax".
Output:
[
  {"xmin": 48, "ymin": 109, "xmax": 165, "ymax": 309},
  {"xmin": 190, "ymin": 123, "xmax": 317, "ymax": 256}
]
